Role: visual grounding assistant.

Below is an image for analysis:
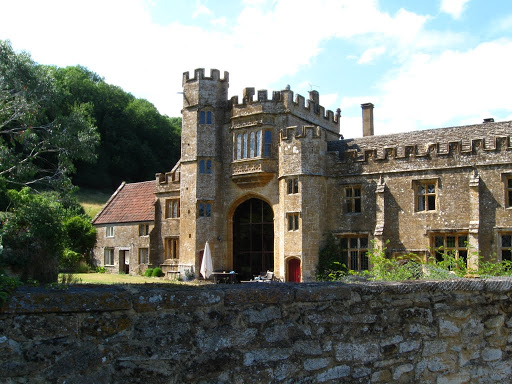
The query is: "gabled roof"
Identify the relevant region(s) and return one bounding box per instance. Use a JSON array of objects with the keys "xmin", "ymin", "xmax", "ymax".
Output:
[{"xmin": 92, "ymin": 180, "xmax": 156, "ymax": 225}]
